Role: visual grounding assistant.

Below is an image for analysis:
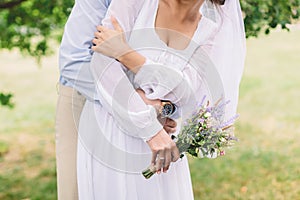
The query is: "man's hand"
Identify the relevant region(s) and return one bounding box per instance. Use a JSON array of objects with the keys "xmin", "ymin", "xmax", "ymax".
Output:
[
  {"xmin": 158, "ymin": 117, "xmax": 177, "ymax": 134},
  {"xmin": 136, "ymin": 88, "xmax": 161, "ymax": 107},
  {"xmin": 147, "ymin": 129, "xmax": 180, "ymax": 173}
]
